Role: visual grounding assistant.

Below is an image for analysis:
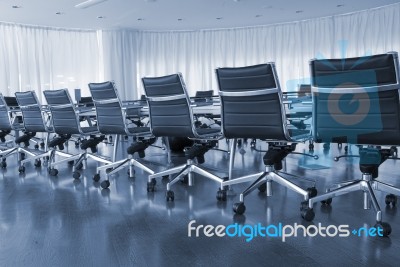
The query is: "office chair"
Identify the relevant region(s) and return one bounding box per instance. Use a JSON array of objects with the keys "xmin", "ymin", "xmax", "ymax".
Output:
[
  {"xmin": 0, "ymin": 94, "xmax": 19, "ymax": 168},
  {"xmin": 0, "ymin": 93, "xmax": 47, "ymax": 170},
  {"xmin": 88, "ymin": 81, "xmax": 156, "ymax": 189},
  {"xmin": 43, "ymin": 89, "xmax": 109, "ymax": 178},
  {"xmin": 13, "ymin": 91, "xmax": 55, "ymax": 173},
  {"xmin": 142, "ymin": 73, "xmax": 226, "ymax": 201},
  {"xmin": 305, "ymin": 52, "xmax": 400, "ymax": 236},
  {"xmin": 5, "ymin": 96, "xmax": 45, "ymax": 149},
  {"xmin": 215, "ymin": 63, "xmax": 318, "ymax": 217}
]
